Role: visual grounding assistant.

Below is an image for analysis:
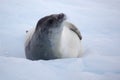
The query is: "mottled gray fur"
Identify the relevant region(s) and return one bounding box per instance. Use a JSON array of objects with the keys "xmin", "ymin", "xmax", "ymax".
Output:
[{"xmin": 25, "ymin": 13, "xmax": 65, "ymax": 60}]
